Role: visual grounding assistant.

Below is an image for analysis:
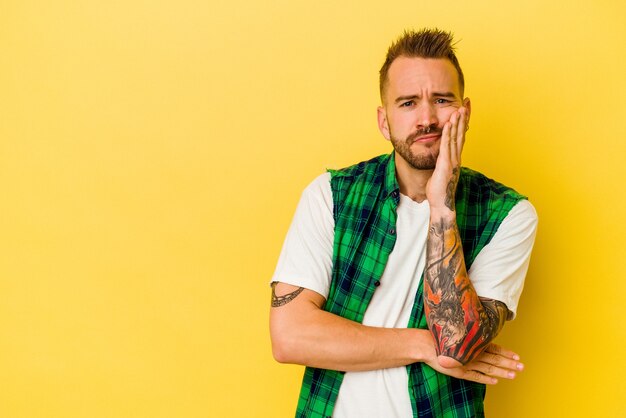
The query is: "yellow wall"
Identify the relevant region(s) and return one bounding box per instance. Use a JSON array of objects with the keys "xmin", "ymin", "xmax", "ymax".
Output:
[{"xmin": 1, "ymin": 1, "xmax": 625, "ymax": 417}]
